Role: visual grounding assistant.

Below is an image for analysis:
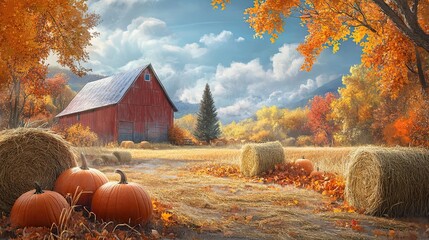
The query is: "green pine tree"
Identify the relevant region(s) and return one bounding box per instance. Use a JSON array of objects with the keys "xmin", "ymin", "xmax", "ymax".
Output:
[{"xmin": 194, "ymin": 83, "xmax": 221, "ymax": 143}]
